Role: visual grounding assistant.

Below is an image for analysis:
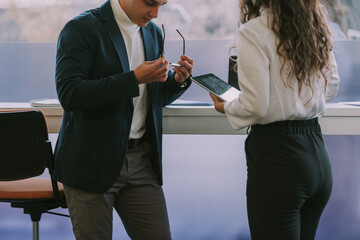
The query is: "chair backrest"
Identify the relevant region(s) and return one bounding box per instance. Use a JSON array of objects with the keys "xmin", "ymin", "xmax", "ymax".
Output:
[{"xmin": 0, "ymin": 110, "xmax": 53, "ymax": 181}]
